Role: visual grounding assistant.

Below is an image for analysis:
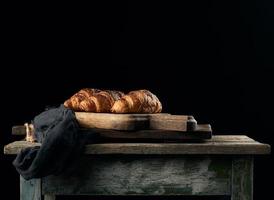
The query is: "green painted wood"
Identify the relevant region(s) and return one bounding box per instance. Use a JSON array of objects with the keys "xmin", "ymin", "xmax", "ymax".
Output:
[
  {"xmin": 20, "ymin": 176, "xmax": 41, "ymax": 200},
  {"xmin": 42, "ymin": 156, "xmax": 231, "ymax": 195},
  {"xmin": 231, "ymin": 157, "xmax": 253, "ymax": 200}
]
